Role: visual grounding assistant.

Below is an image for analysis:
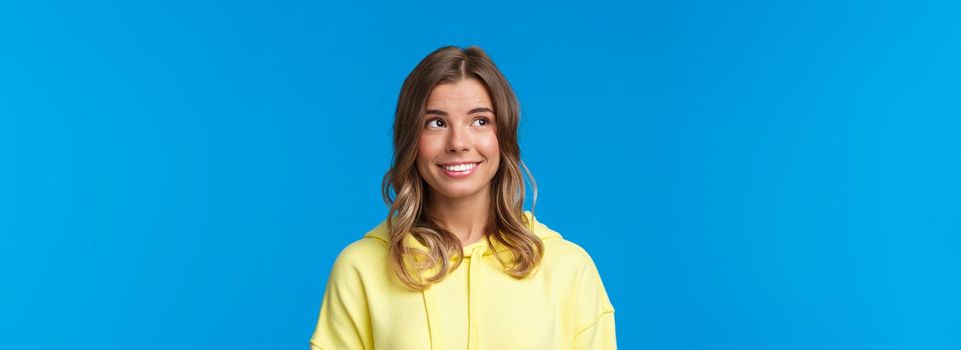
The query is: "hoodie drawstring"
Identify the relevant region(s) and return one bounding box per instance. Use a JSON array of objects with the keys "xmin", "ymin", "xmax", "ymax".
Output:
[
  {"xmin": 421, "ymin": 243, "xmax": 486, "ymax": 350},
  {"xmin": 467, "ymin": 245, "xmax": 484, "ymax": 350},
  {"xmin": 422, "ymin": 285, "xmax": 437, "ymax": 349}
]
